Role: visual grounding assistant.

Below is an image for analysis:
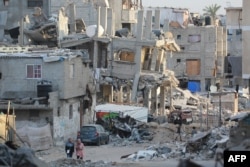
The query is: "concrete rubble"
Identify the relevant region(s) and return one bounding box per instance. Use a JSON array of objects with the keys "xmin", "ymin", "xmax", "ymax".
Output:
[
  {"xmin": 0, "ymin": 141, "xmax": 48, "ymax": 167},
  {"xmin": 1, "ymin": 112, "xmax": 247, "ymax": 167},
  {"xmin": 1, "ymin": 1, "xmax": 250, "ymax": 167}
]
